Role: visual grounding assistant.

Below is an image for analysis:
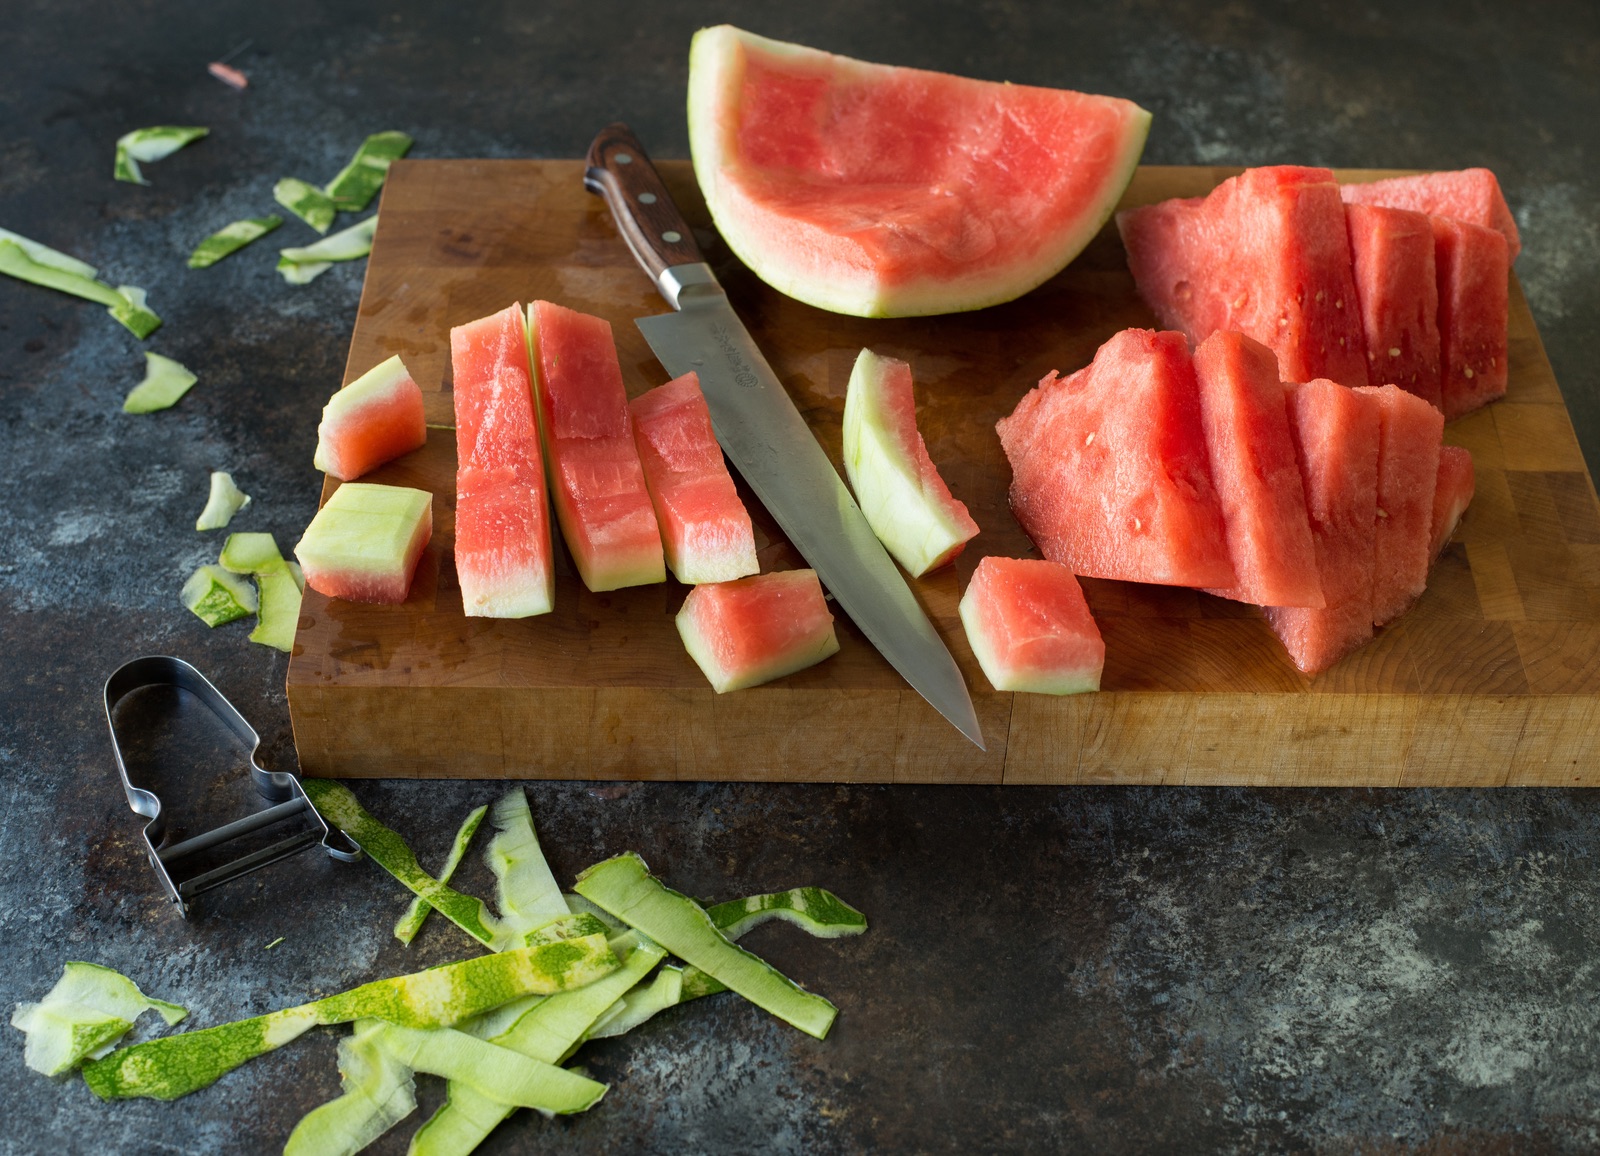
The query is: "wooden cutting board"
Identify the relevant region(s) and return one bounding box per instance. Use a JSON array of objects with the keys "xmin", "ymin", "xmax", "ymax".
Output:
[{"xmin": 285, "ymin": 160, "xmax": 1600, "ymax": 786}]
